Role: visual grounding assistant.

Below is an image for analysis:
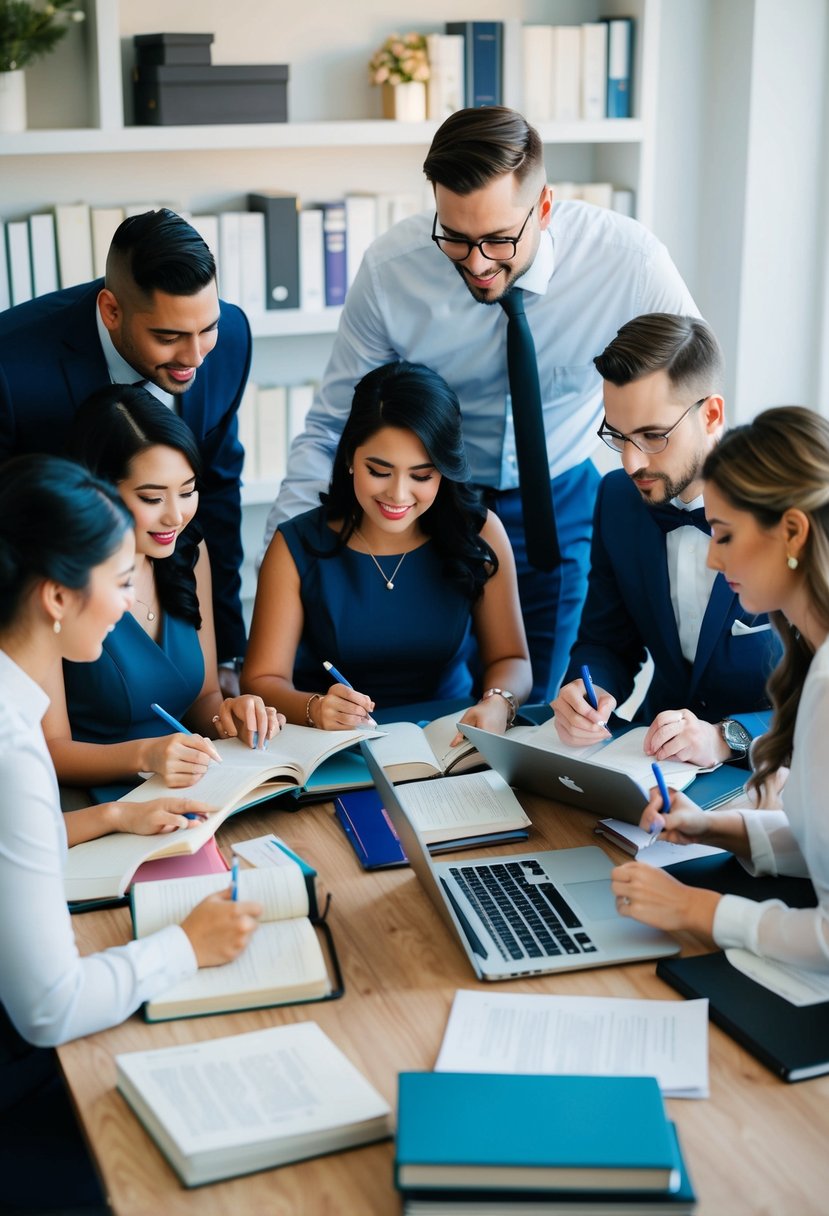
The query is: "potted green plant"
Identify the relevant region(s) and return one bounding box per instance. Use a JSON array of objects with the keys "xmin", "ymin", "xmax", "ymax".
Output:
[
  {"xmin": 0, "ymin": 0, "xmax": 85, "ymax": 132},
  {"xmin": 368, "ymin": 31, "xmax": 430, "ymax": 122}
]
